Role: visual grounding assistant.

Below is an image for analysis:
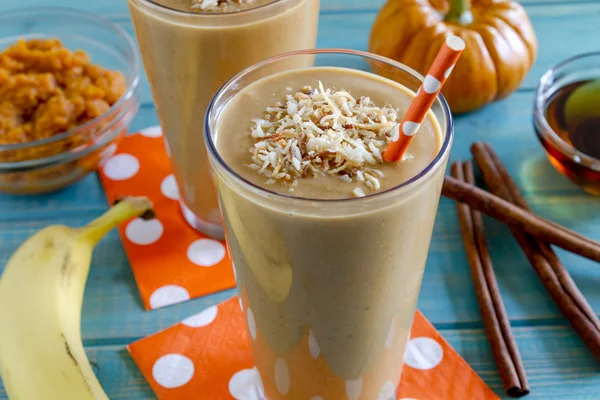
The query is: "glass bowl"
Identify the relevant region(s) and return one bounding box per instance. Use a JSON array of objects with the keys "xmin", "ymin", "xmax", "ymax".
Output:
[
  {"xmin": 0, "ymin": 7, "xmax": 140, "ymax": 195},
  {"xmin": 534, "ymin": 52, "xmax": 600, "ymax": 195}
]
